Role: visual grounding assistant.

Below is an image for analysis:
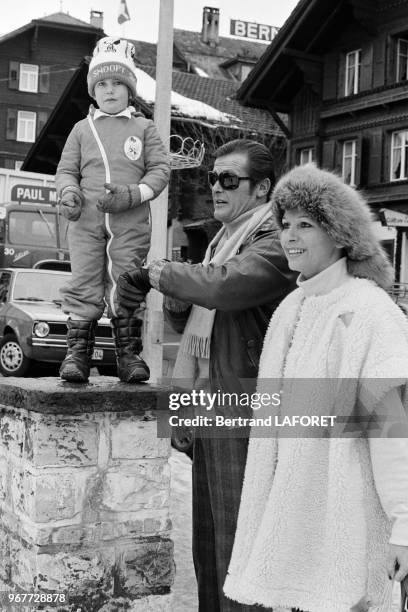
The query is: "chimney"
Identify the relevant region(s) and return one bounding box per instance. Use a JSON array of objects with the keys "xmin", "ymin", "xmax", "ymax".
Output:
[
  {"xmin": 90, "ymin": 10, "xmax": 103, "ymax": 30},
  {"xmin": 202, "ymin": 7, "xmax": 219, "ymax": 47}
]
